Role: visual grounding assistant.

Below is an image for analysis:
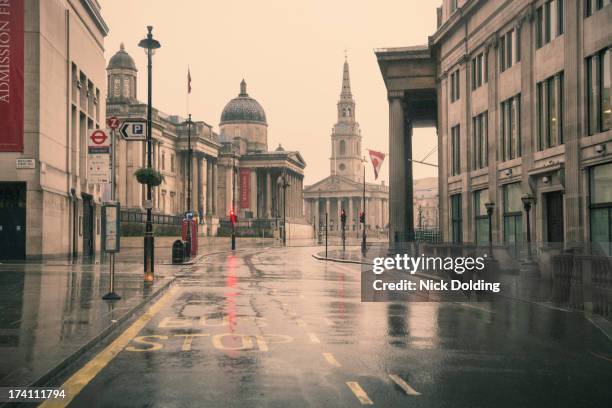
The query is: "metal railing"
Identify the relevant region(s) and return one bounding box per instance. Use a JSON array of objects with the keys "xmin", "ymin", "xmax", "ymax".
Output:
[{"xmin": 120, "ymin": 210, "xmax": 182, "ymax": 225}]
